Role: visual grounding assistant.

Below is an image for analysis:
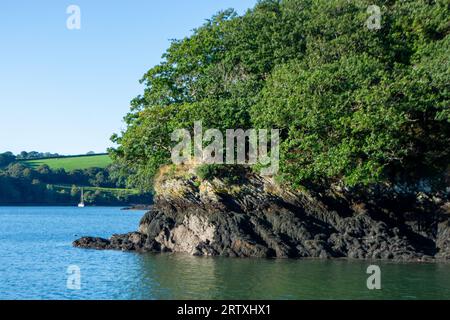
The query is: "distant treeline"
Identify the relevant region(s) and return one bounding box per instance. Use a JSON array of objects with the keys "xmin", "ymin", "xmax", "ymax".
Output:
[
  {"xmin": 0, "ymin": 152, "xmax": 152, "ymax": 205},
  {"xmin": 0, "ymin": 151, "xmax": 62, "ymax": 163},
  {"xmin": 16, "ymin": 151, "xmax": 62, "ymax": 160},
  {"xmin": 3, "ymin": 162, "xmax": 124, "ymax": 188}
]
